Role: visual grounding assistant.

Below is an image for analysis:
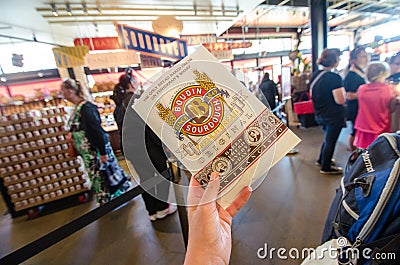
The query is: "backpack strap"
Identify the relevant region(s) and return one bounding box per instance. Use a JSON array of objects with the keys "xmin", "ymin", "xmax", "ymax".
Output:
[
  {"xmin": 380, "ymin": 133, "xmax": 400, "ymax": 157},
  {"xmin": 309, "ymin": 70, "xmax": 327, "ymax": 97}
]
